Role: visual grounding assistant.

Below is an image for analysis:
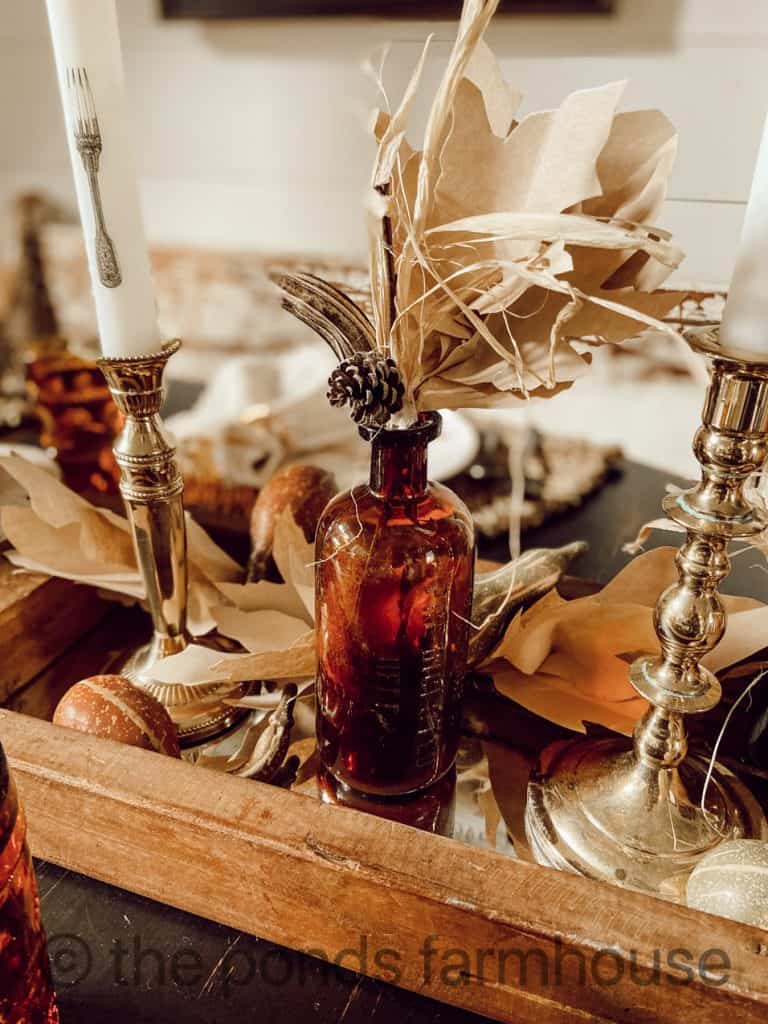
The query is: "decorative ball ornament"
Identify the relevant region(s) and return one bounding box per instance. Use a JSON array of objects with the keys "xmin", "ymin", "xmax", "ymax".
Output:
[
  {"xmin": 686, "ymin": 840, "xmax": 768, "ymax": 928},
  {"xmin": 53, "ymin": 675, "xmax": 181, "ymax": 758}
]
